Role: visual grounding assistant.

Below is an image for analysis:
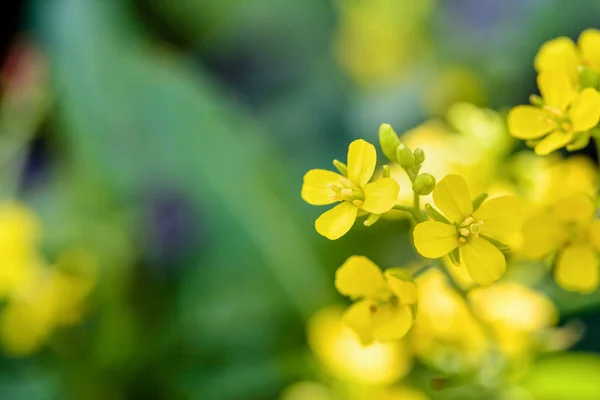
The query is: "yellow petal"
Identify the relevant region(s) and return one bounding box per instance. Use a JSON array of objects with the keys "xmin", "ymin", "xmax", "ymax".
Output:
[
  {"xmin": 413, "ymin": 221, "xmax": 459, "ymax": 259},
  {"xmin": 343, "ymin": 300, "xmax": 374, "ymax": 346},
  {"xmin": 534, "ymin": 36, "xmax": 579, "ymax": 77},
  {"xmin": 507, "ymin": 106, "xmax": 555, "ymax": 139},
  {"xmin": 371, "ymin": 304, "xmax": 413, "ymax": 342},
  {"xmin": 384, "ymin": 269, "xmax": 417, "ymax": 305},
  {"xmin": 534, "ymin": 131, "xmax": 573, "ymax": 155},
  {"xmin": 473, "ymin": 196, "xmax": 523, "ymax": 239},
  {"xmin": 568, "ymin": 88, "xmax": 600, "ymax": 132},
  {"xmin": 579, "ymin": 29, "xmax": 600, "ymax": 71},
  {"xmin": 315, "ymin": 202, "xmax": 358, "ymax": 240},
  {"xmin": 301, "ymin": 169, "xmax": 342, "ymax": 205},
  {"xmin": 461, "ymin": 237, "xmax": 506, "ymax": 286},
  {"xmin": 537, "ymin": 70, "xmax": 575, "ymax": 112},
  {"xmin": 552, "ymin": 193, "xmax": 596, "ymax": 223},
  {"xmin": 335, "ymin": 256, "xmax": 389, "ymax": 300},
  {"xmin": 522, "ymin": 212, "xmax": 565, "ymax": 259},
  {"xmin": 347, "ymin": 139, "xmax": 376, "ymax": 187},
  {"xmin": 555, "ymin": 244, "xmax": 599, "ymax": 293},
  {"xmin": 362, "ymin": 178, "xmax": 400, "ymax": 214},
  {"xmin": 432, "ymin": 174, "xmax": 473, "ymax": 223},
  {"xmin": 590, "ymin": 220, "xmax": 600, "ymax": 252}
]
